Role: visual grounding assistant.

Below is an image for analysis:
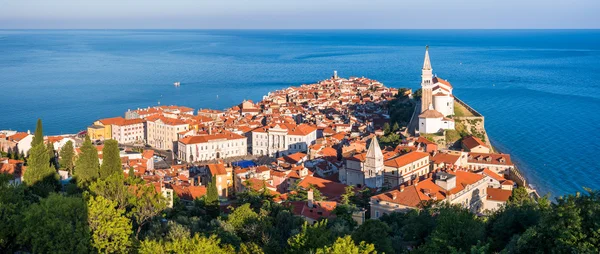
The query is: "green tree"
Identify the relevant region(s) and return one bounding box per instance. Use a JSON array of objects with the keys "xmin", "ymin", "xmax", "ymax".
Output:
[
  {"xmin": 87, "ymin": 195, "xmax": 132, "ymax": 253},
  {"xmin": 18, "ymin": 193, "xmax": 91, "ymax": 253},
  {"xmin": 100, "ymin": 139, "xmax": 122, "ymax": 179},
  {"xmin": 316, "ymin": 236, "xmax": 377, "ymax": 254},
  {"xmin": 288, "ymin": 220, "xmax": 334, "ymax": 254},
  {"xmin": 415, "ymin": 205, "xmax": 485, "ymax": 254},
  {"xmin": 31, "ymin": 118, "xmax": 44, "ymax": 147},
  {"xmin": 228, "ymin": 203, "xmax": 259, "ymax": 230},
  {"xmin": 205, "ymin": 177, "xmax": 220, "ymax": 218},
  {"xmin": 90, "ymin": 173, "xmax": 130, "ymax": 210},
  {"xmin": 352, "ymin": 219, "xmax": 394, "ymax": 254},
  {"xmin": 75, "ymin": 135, "xmax": 100, "ymax": 188},
  {"xmin": 59, "ymin": 140, "xmax": 75, "ymax": 174},
  {"xmin": 240, "ymin": 242, "xmax": 265, "ymax": 254},
  {"xmin": 130, "ymin": 182, "xmax": 167, "ymax": 239},
  {"xmin": 505, "ymin": 189, "xmax": 600, "ymax": 253},
  {"xmin": 392, "ymin": 122, "xmax": 400, "ymax": 133},
  {"xmin": 139, "ymin": 234, "xmax": 234, "ymax": 254},
  {"xmin": 0, "ymin": 175, "xmax": 29, "ymax": 252},
  {"xmin": 508, "ymin": 186, "xmax": 533, "ymax": 206},
  {"xmin": 22, "ymin": 142, "xmax": 57, "ymax": 196},
  {"xmin": 383, "ymin": 123, "xmax": 391, "ymax": 135}
]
